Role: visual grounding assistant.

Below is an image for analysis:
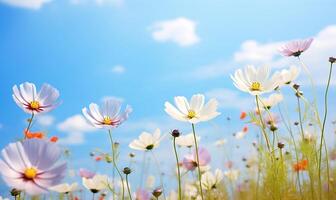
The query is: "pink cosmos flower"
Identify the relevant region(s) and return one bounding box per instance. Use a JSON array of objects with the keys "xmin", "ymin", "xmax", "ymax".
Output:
[
  {"xmin": 279, "ymin": 38, "xmax": 313, "ymax": 57},
  {"xmin": 135, "ymin": 188, "xmax": 150, "ymax": 200},
  {"xmin": 12, "ymin": 82, "xmax": 60, "ymax": 114},
  {"xmin": 79, "ymin": 168, "xmax": 95, "ymax": 179},
  {"xmin": 182, "ymin": 147, "xmax": 211, "ymax": 171},
  {"xmin": 0, "ymin": 139, "xmax": 66, "ymax": 195},
  {"xmin": 82, "ymin": 98, "xmax": 132, "ymax": 129}
]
